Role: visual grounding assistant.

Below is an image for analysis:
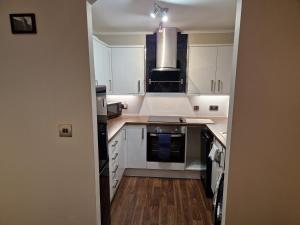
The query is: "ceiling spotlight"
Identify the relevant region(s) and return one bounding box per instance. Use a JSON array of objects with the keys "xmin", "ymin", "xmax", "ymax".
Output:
[
  {"xmin": 161, "ymin": 10, "xmax": 168, "ymax": 22},
  {"xmin": 150, "ymin": 3, "xmax": 169, "ymax": 23},
  {"xmin": 150, "ymin": 12, "xmax": 156, "ymax": 18},
  {"xmin": 150, "ymin": 4, "xmax": 159, "ymax": 18}
]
